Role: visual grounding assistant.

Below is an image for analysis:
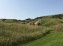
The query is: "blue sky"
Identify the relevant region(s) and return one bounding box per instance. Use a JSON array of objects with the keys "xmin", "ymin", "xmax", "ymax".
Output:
[{"xmin": 0, "ymin": 0, "xmax": 63, "ymax": 20}]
